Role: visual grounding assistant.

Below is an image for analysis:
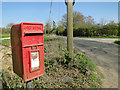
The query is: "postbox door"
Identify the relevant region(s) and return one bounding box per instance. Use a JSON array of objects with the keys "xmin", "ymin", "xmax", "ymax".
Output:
[{"xmin": 23, "ymin": 45, "xmax": 44, "ymax": 80}]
